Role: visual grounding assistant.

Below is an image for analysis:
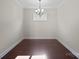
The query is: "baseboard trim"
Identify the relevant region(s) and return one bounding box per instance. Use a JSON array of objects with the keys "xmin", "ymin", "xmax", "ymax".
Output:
[
  {"xmin": 24, "ymin": 37, "xmax": 56, "ymax": 39},
  {"xmin": 57, "ymin": 38, "xmax": 79, "ymax": 59},
  {"xmin": 0, "ymin": 39, "xmax": 23, "ymax": 59}
]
